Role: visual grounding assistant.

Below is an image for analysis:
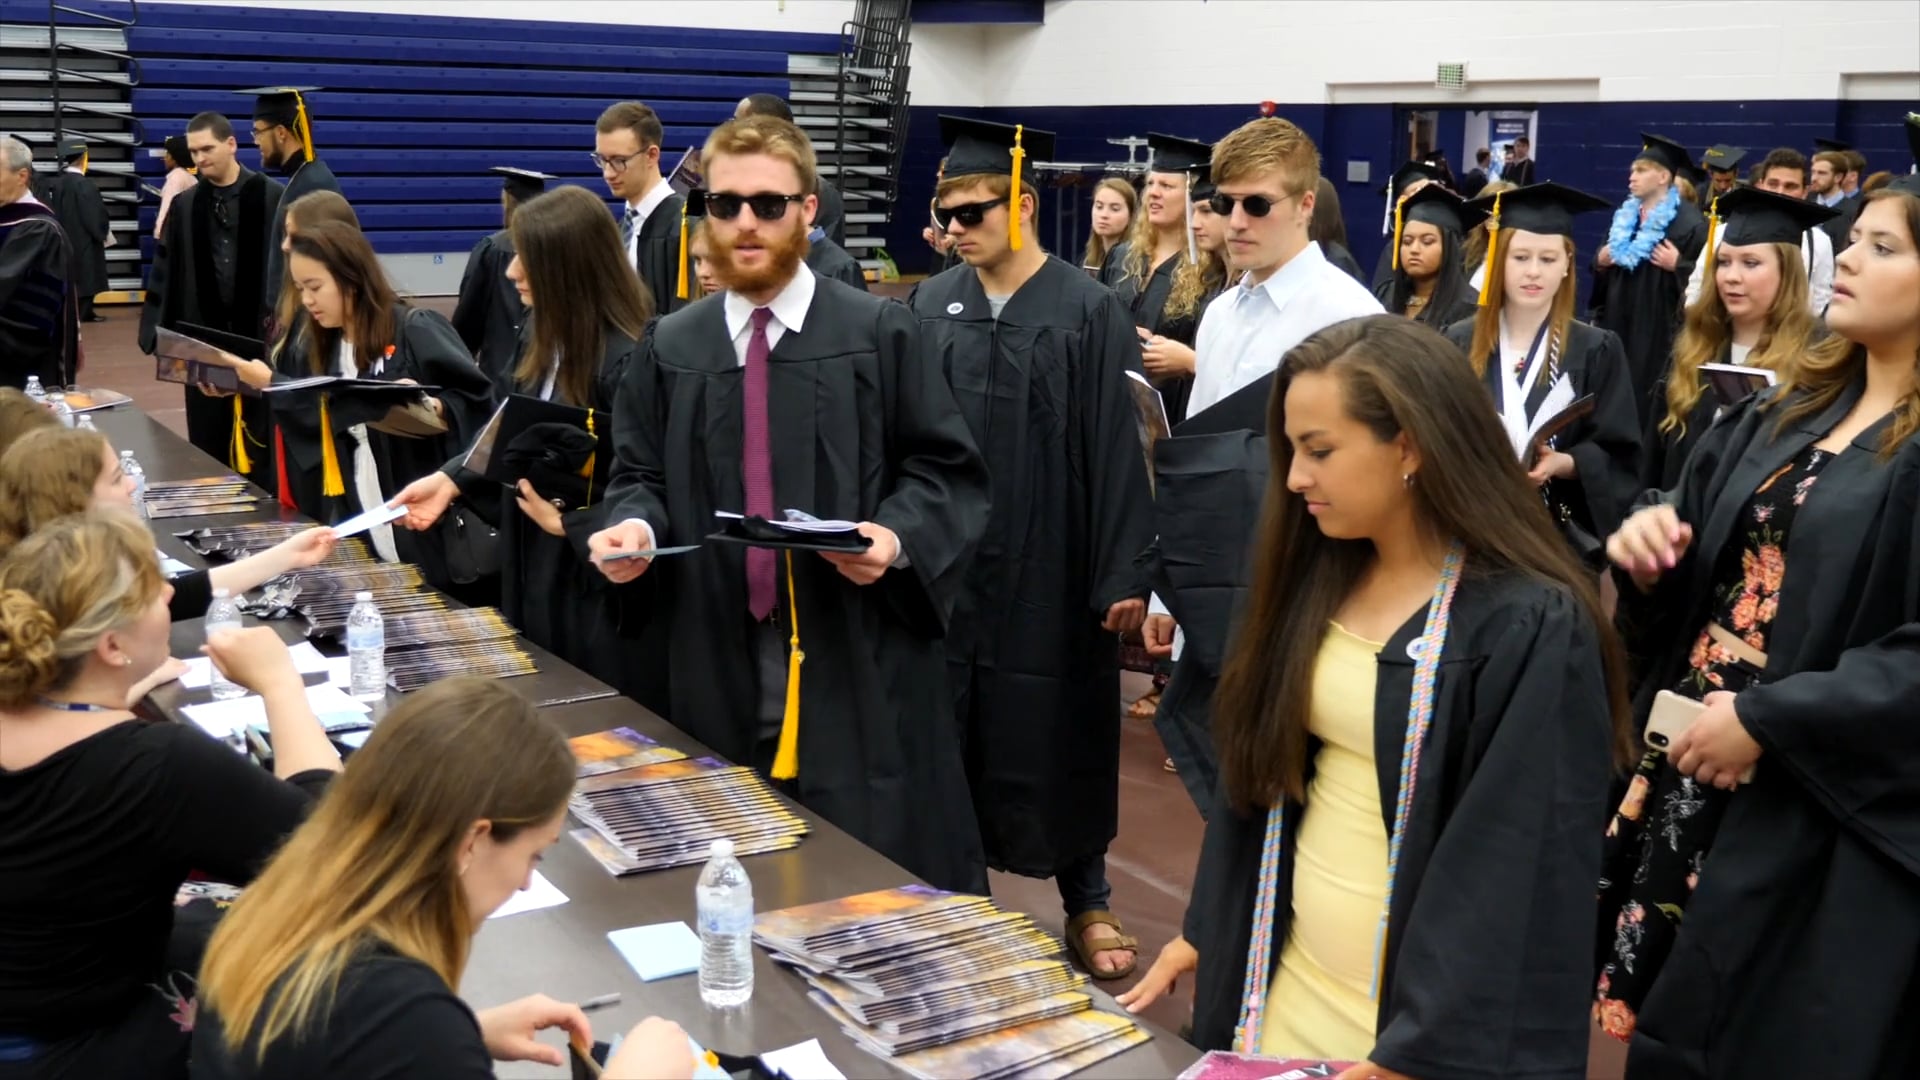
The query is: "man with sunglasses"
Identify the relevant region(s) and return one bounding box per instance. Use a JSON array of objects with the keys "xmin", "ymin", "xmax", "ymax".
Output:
[
  {"xmin": 242, "ymin": 87, "xmax": 339, "ymax": 296},
  {"xmin": 909, "ymin": 116, "xmax": 1156, "ymax": 982},
  {"xmin": 588, "ymin": 114, "xmax": 993, "ymax": 895},
  {"xmin": 594, "ymin": 101, "xmax": 688, "ymax": 311}
]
